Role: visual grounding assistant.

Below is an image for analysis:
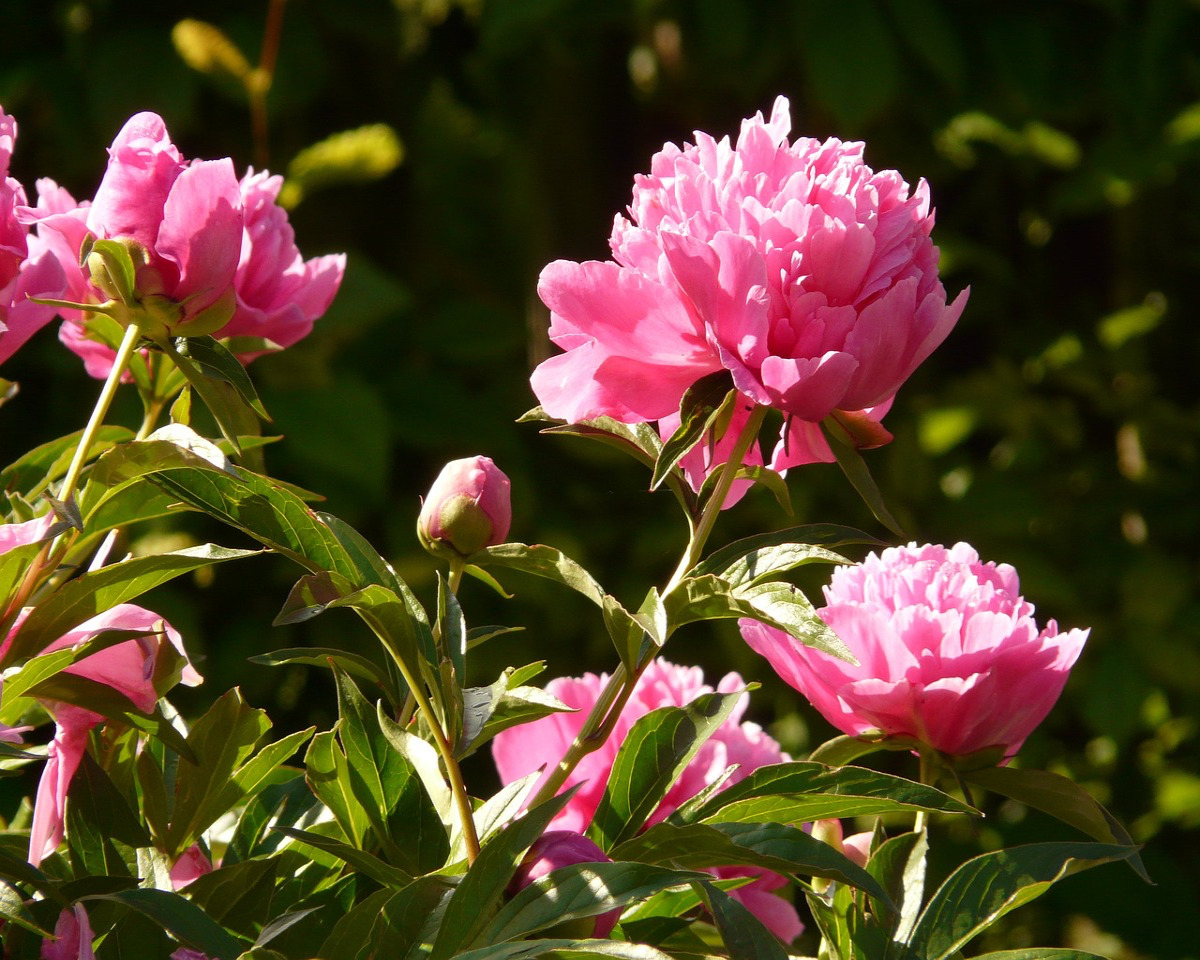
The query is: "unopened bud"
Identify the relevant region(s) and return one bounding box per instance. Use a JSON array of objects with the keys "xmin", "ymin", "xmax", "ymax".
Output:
[
  {"xmin": 418, "ymin": 456, "xmax": 511, "ymax": 558},
  {"xmin": 511, "ymin": 830, "xmax": 619, "ymax": 938}
]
